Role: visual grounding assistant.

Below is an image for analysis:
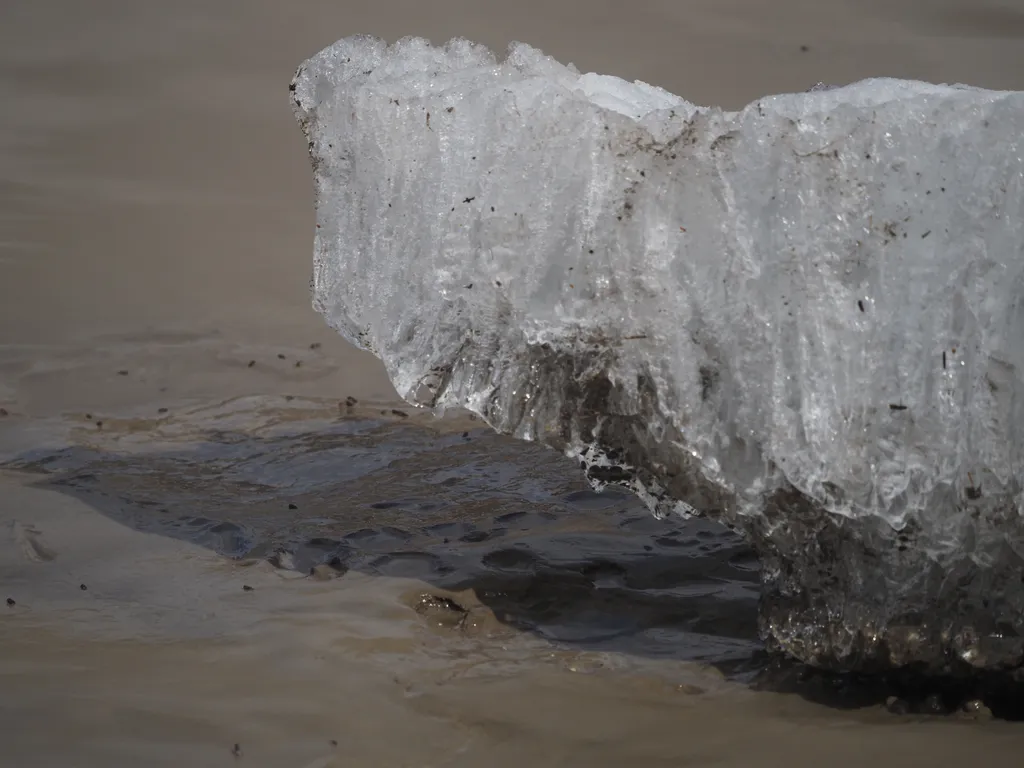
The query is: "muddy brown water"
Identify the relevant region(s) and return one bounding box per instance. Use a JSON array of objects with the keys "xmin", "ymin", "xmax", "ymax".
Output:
[
  {"xmin": 4, "ymin": 0, "xmax": 1024, "ymax": 765},
  {"xmin": 6, "ymin": 397, "xmax": 762, "ymax": 667}
]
